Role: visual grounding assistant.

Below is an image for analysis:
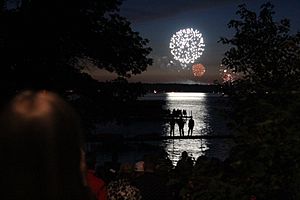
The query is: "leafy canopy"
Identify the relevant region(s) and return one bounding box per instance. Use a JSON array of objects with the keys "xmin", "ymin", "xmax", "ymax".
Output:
[
  {"xmin": 220, "ymin": 2, "xmax": 300, "ymax": 95},
  {"xmin": 218, "ymin": 2, "xmax": 300, "ymax": 199},
  {"xmin": 0, "ymin": 0, "xmax": 152, "ymax": 91}
]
